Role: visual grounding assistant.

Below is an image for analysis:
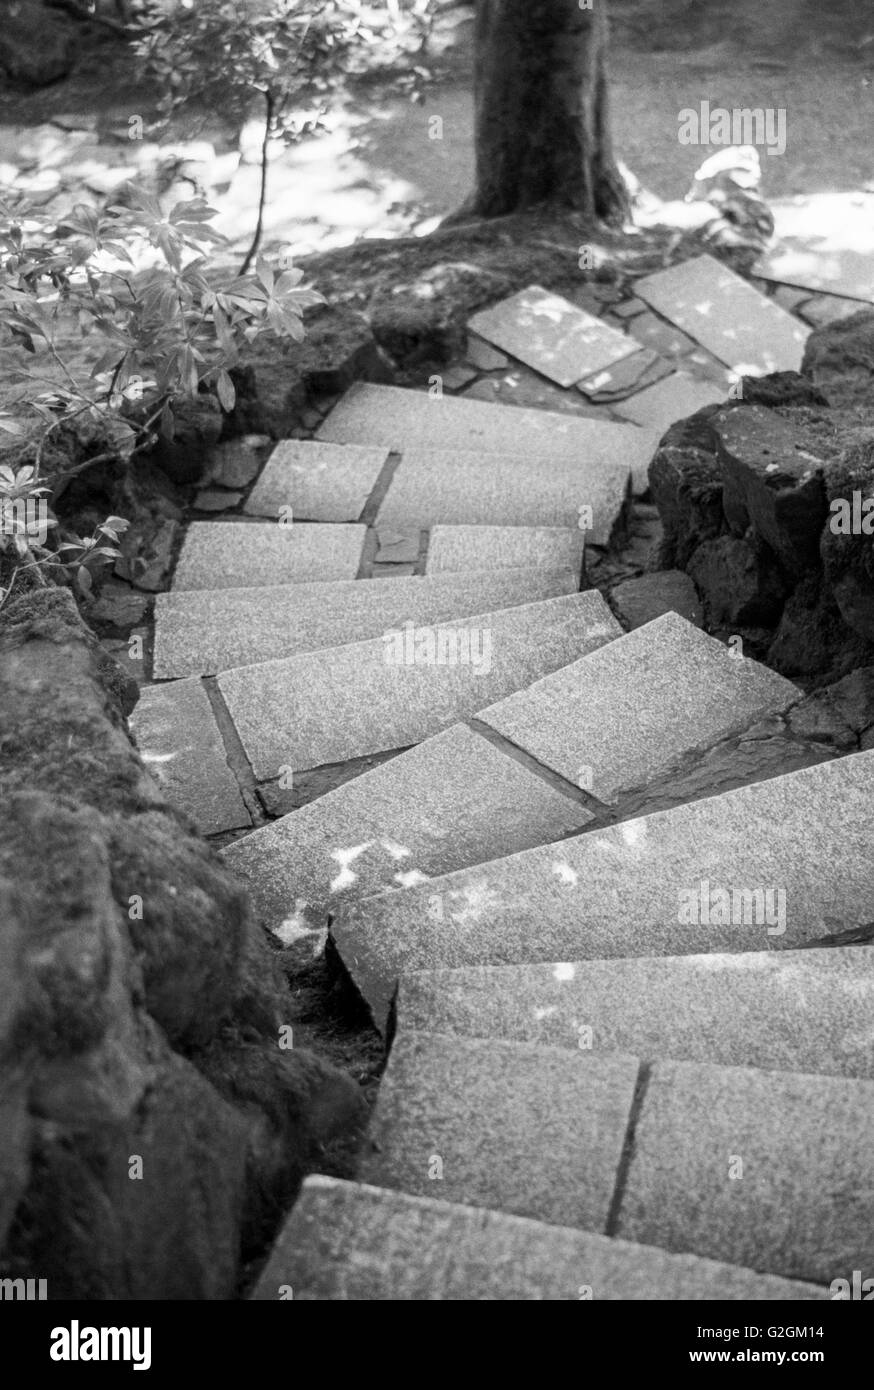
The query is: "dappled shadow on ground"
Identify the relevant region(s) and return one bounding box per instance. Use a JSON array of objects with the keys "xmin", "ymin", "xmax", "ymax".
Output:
[{"xmin": 0, "ymin": 3, "xmax": 872, "ymax": 286}]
